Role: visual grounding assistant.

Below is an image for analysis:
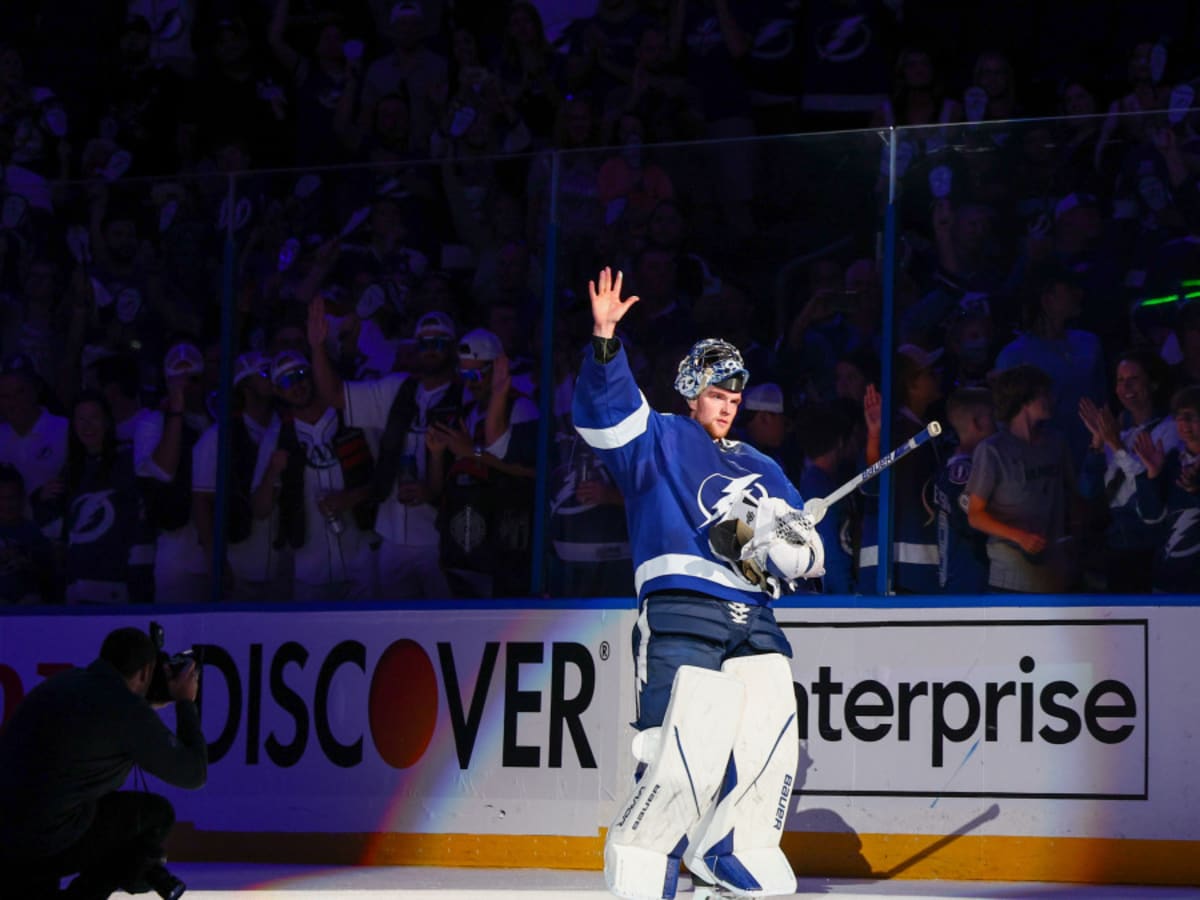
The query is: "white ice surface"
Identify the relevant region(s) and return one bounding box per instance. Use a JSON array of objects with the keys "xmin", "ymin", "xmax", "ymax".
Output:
[{"xmin": 103, "ymin": 864, "xmax": 1200, "ymax": 899}]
